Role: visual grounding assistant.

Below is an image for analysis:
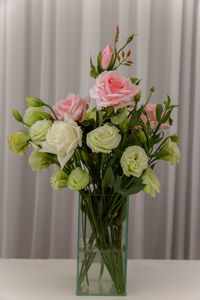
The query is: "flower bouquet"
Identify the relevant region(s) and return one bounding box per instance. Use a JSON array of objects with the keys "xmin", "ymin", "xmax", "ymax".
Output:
[{"xmin": 8, "ymin": 27, "xmax": 180, "ymax": 296}]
